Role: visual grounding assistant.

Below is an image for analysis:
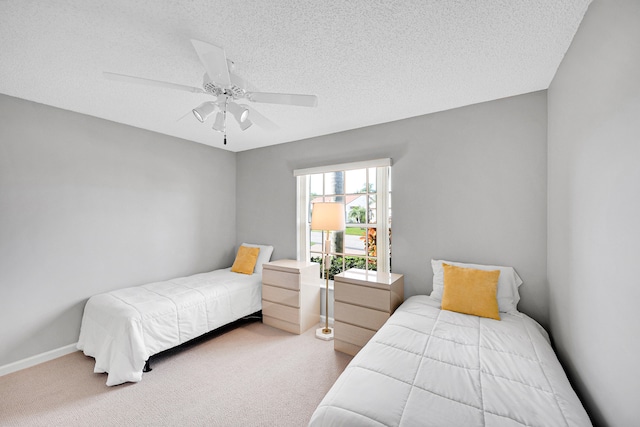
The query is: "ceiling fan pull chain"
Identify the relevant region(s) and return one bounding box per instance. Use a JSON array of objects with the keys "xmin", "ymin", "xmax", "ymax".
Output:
[{"xmin": 223, "ymin": 98, "xmax": 228, "ymax": 145}]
